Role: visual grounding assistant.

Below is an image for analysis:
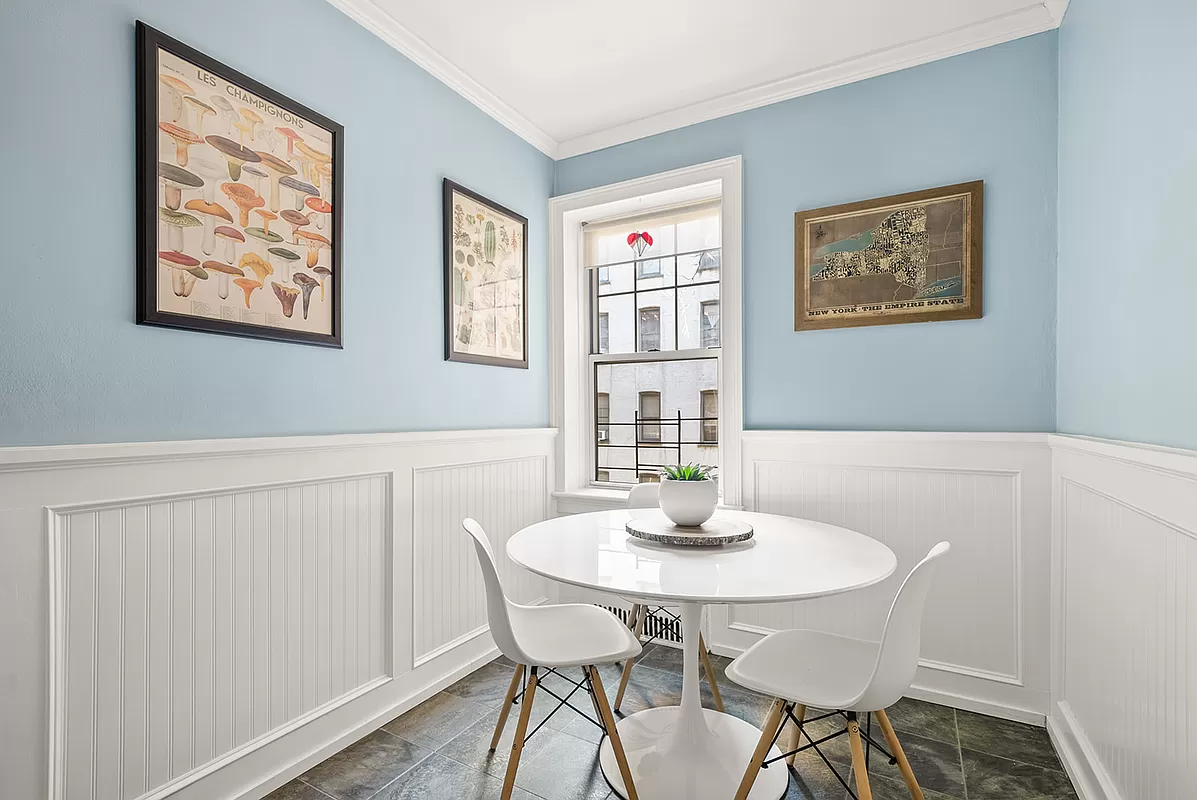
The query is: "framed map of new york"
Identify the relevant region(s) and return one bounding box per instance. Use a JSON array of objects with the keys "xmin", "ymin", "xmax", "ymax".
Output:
[{"xmin": 794, "ymin": 181, "xmax": 983, "ymax": 331}]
